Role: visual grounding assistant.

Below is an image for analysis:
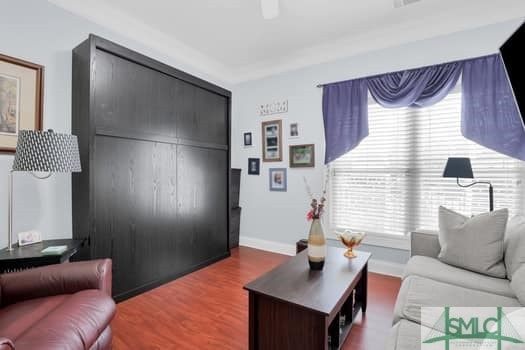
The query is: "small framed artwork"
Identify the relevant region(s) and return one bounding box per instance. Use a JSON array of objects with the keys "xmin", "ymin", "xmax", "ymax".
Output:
[
  {"xmin": 289, "ymin": 122, "xmax": 299, "ymax": 138},
  {"xmin": 0, "ymin": 53, "xmax": 44, "ymax": 153},
  {"xmin": 261, "ymin": 119, "xmax": 282, "ymax": 162},
  {"xmin": 248, "ymin": 158, "xmax": 260, "ymax": 175},
  {"xmin": 269, "ymin": 168, "xmax": 287, "ymax": 192},
  {"xmin": 244, "ymin": 132, "xmax": 252, "ymax": 146},
  {"xmin": 289, "ymin": 144, "xmax": 315, "ymax": 168},
  {"xmin": 18, "ymin": 230, "xmax": 42, "ymax": 246}
]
